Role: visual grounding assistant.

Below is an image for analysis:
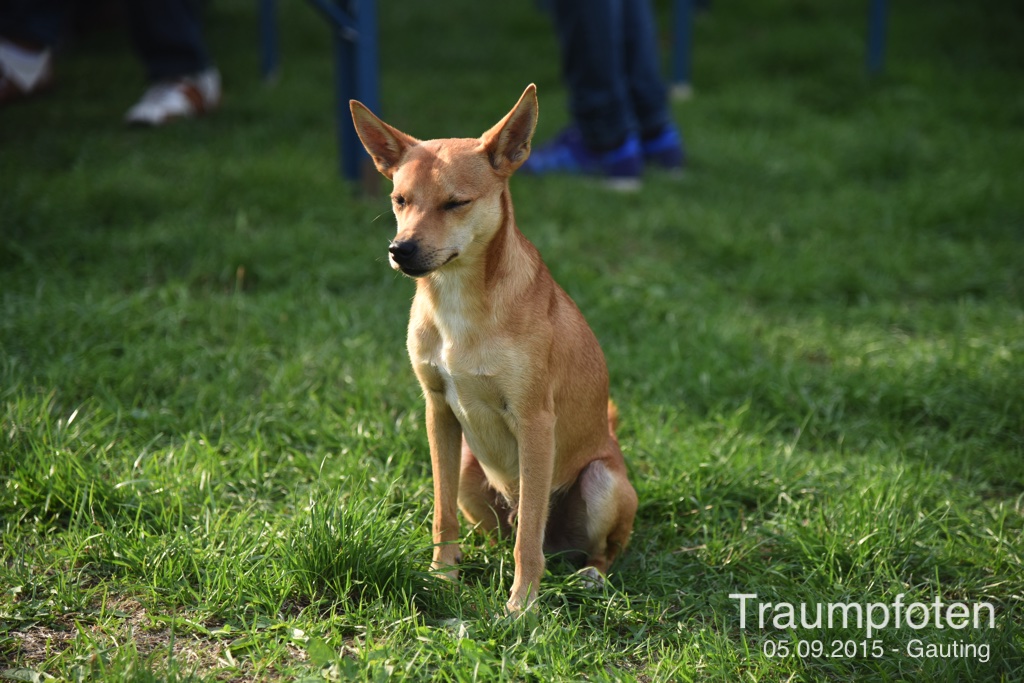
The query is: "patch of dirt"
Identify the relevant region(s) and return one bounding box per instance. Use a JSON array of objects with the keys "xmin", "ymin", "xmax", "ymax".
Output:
[{"xmin": 7, "ymin": 595, "xmax": 301, "ymax": 681}]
